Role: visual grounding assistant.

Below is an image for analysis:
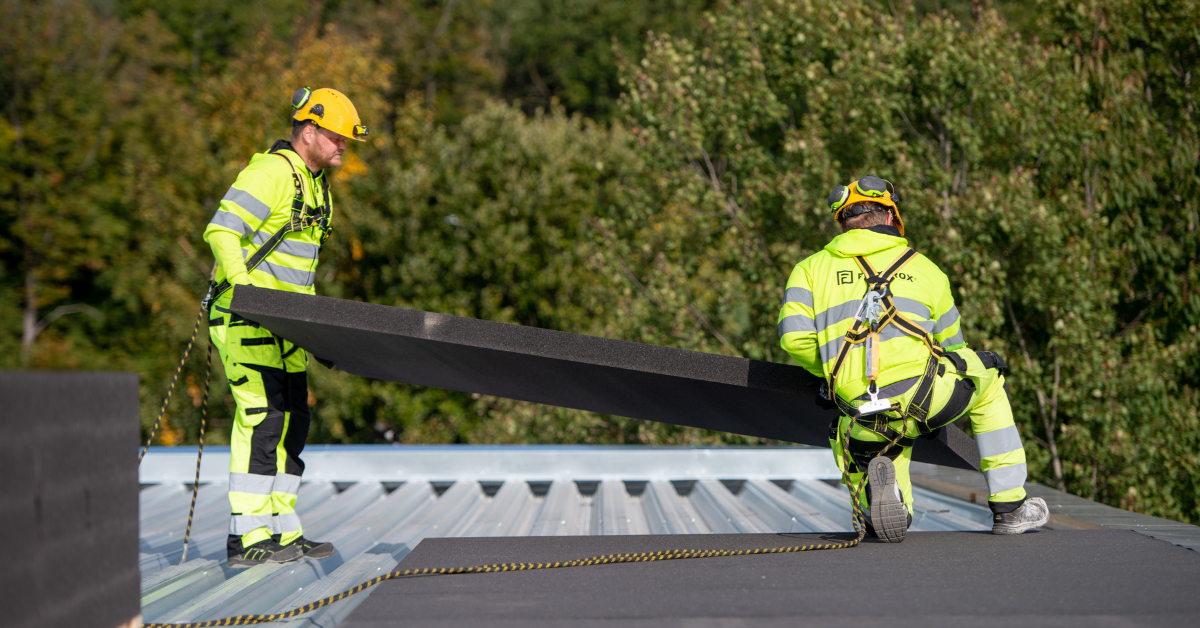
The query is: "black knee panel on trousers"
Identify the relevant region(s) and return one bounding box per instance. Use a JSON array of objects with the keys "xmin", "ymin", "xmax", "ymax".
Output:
[
  {"xmin": 282, "ymin": 371, "xmax": 310, "ymax": 476},
  {"xmin": 244, "ymin": 365, "xmax": 288, "ymax": 475}
]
